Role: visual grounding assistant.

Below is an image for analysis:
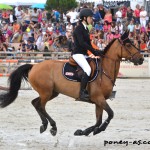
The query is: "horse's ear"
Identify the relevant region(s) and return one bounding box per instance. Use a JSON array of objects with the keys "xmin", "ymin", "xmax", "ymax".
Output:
[{"xmin": 121, "ymin": 30, "xmax": 129, "ymax": 40}]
